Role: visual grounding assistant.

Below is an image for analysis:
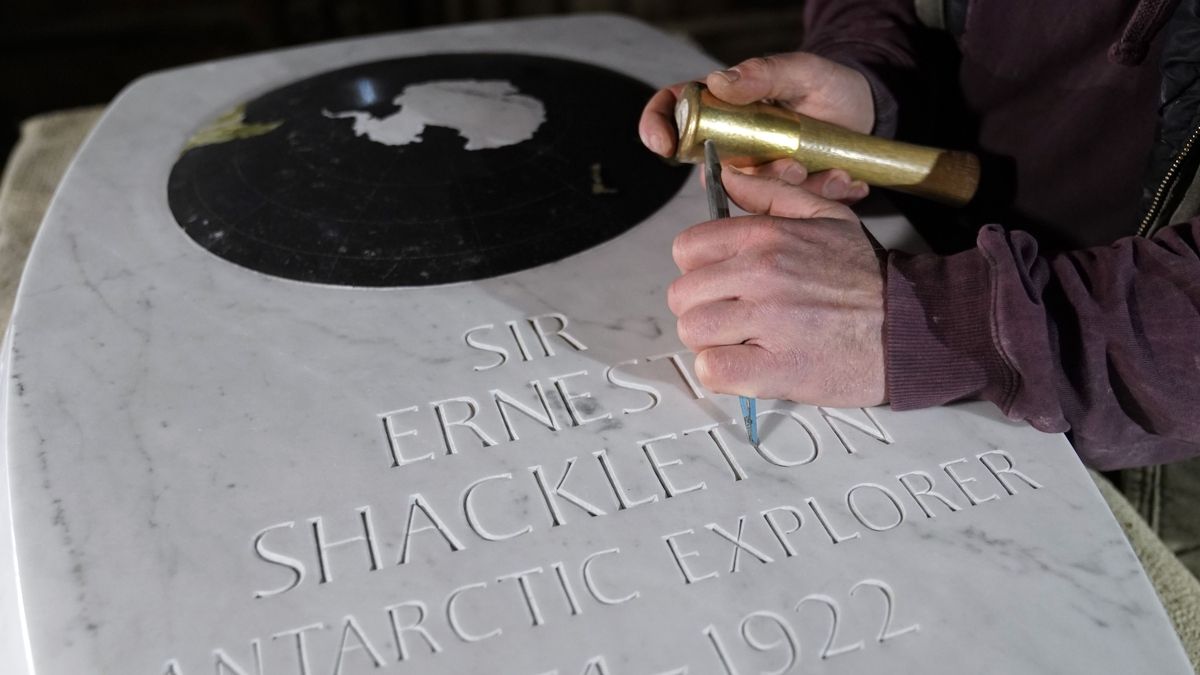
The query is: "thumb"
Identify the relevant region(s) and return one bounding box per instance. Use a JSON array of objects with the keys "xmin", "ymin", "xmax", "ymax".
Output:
[{"xmin": 705, "ymin": 53, "xmax": 826, "ymax": 106}]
